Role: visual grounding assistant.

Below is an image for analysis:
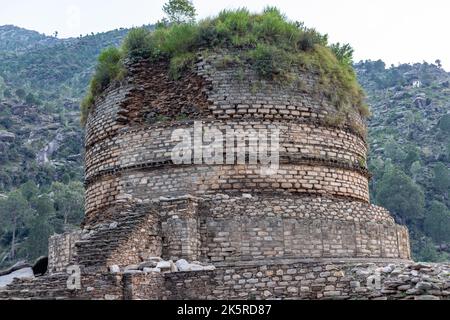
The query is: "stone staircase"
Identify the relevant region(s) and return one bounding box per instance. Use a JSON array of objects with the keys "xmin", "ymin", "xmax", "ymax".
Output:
[{"xmin": 75, "ymin": 207, "xmax": 158, "ymax": 268}]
